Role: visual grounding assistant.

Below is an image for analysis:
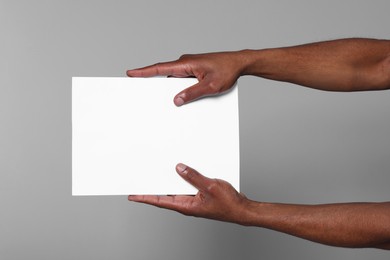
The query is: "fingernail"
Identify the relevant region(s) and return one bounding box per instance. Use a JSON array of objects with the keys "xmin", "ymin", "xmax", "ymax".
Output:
[
  {"xmin": 176, "ymin": 163, "xmax": 188, "ymax": 173},
  {"xmin": 174, "ymin": 97, "xmax": 184, "ymax": 106}
]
